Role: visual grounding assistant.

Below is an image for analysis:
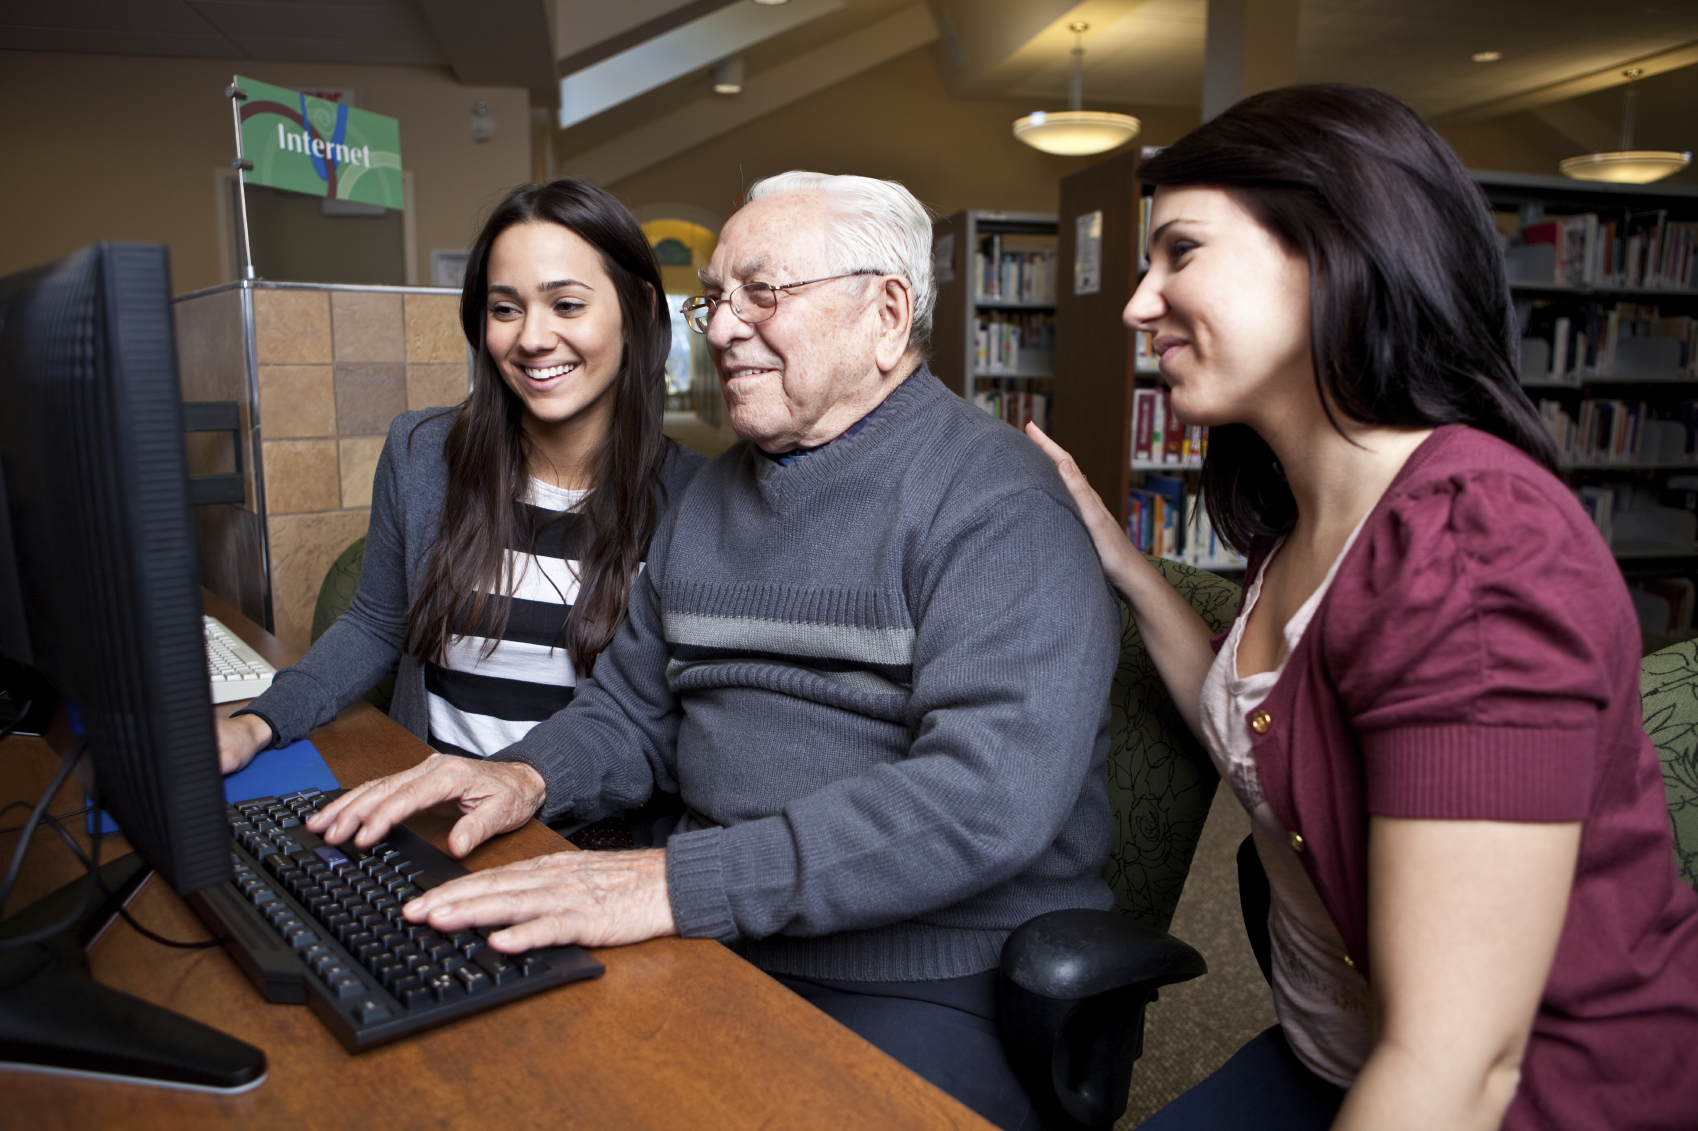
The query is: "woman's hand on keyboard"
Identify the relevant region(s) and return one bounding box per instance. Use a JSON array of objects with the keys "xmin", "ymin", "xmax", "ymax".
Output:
[
  {"xmin": 307, "ymin": 754, "xmax": 548, "ymax": 857},
  {"xmin": 216, "ymin": 713, "xmax": 274, "ymax": 774},
  {"xmin": 400, "ymin": 847, "xmax": 677, "ymax": 951}
]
